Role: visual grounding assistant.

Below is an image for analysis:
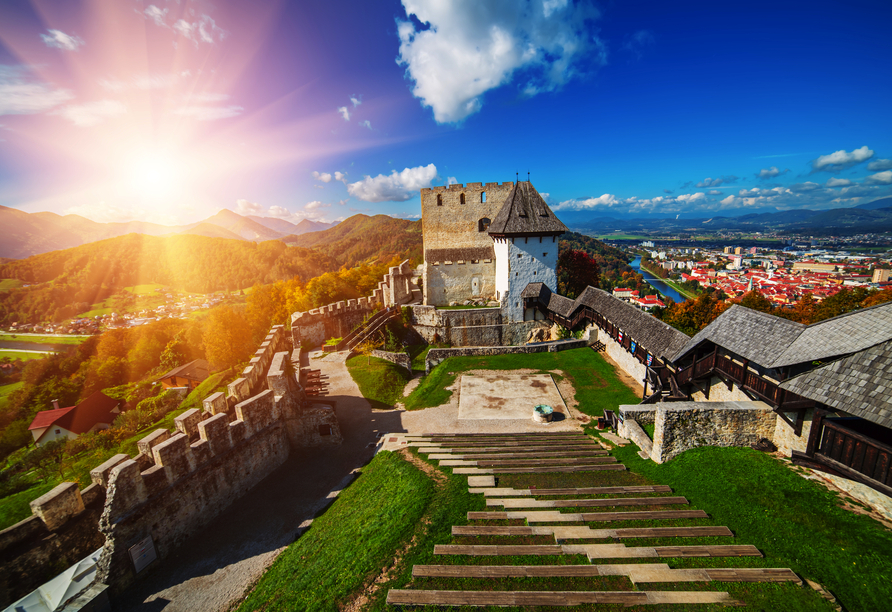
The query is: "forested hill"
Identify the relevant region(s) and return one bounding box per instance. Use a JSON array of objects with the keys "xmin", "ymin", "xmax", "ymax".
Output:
[
  {"xmin": 284, "ymin": 214, "xmax": 423, "ymax": 266},
  {"xmin": 559, "ymin": 232, "xmax": 634, "ymax": 290},
  {"xmin": 0, "ymin": 234, "xmax": 336, "ymax": 323}
]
